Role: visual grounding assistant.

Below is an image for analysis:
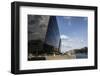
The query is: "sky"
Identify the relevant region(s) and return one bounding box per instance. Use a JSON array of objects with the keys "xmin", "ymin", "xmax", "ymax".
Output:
[{"xmin": 56, "ymin": 16, "xmax": 88, "ymax": 53}]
